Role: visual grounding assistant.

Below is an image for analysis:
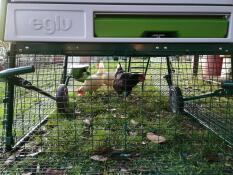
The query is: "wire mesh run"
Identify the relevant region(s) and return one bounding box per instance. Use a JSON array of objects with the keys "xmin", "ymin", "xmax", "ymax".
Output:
[{"xmin": 0, "ymin": 53, "xmax": 233, "ymax": 174}]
